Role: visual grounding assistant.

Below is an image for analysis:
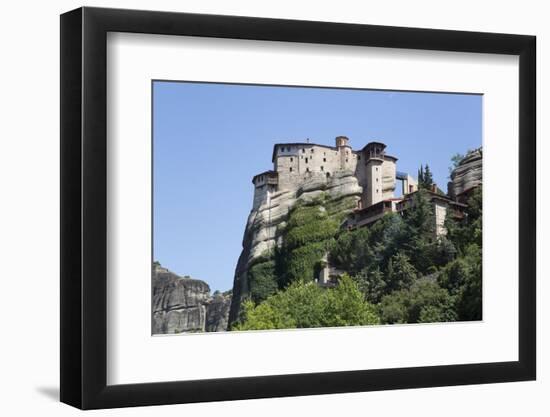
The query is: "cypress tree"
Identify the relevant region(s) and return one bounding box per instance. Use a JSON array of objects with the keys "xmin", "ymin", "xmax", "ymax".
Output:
[{"xmin": 423, "ymin": 164, "xmax": 434, "ymax": 188}]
